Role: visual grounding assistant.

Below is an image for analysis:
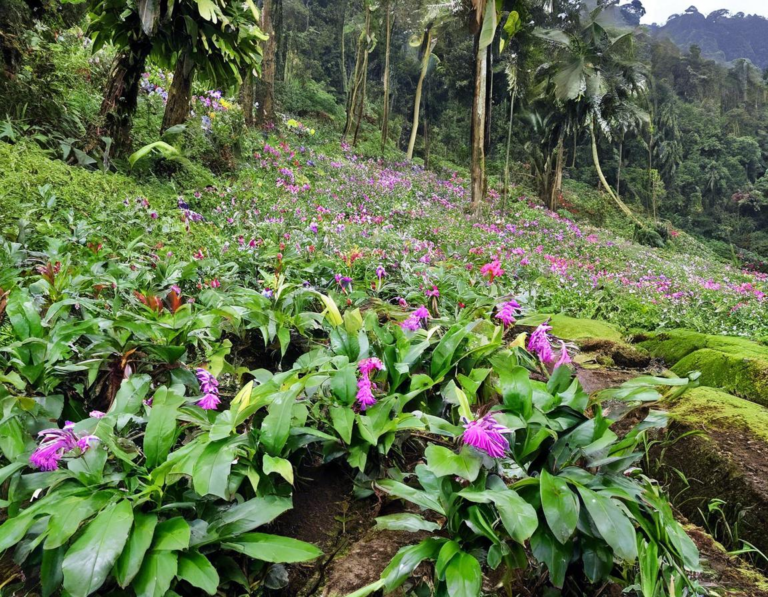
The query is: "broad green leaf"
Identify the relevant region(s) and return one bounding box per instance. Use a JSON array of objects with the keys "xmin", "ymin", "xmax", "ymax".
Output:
[
  {"xmin": 61, "ymin": 499, "xmax": 133, "ymax": 597},
  {"xmin": 577, "ymin": 486, "xmax": 638, "ymax": 561},
  {"xmin": 208, "ymin": 495, "xmax": 293, "ymax": 541},
  {"xmin": 445, "ymin": 551, "xmax": 482, "ymax": 597},
  {"xmin": 330, "ymin": 405, "xmax": 355, "ymax": 443},
  {"xmin": 261, "ymin": 390, "xmax": 297, "ymax": 455},
  {"xmin": 382, "ymin": 538, "xmax": 445, "ymax": 591},
  {"xmin": 177, "ymin": 551, "xmax": 219, "ymax": 595},
  {"xmin": 109, "ymin": 374, "xmax": 152, "ymax": 417},
  {"xmin": 488, "ymin": 489, "xmax": 538, "ymax": 543},
  {"xmin": 435, "ymin": 540, "xmax": 462, "ymax": 580},
  {"xmin": 128, "ymin": 141, "xmax": 179, "ymax": 167},
  {"xmin": 223, "ymin": 533, "xmax": 323, "ymax": 562},
  {"xmin": 193, "ymin": 438, "xmax": 240, "ymax": 499},
  {"xmin": 115, "ymin": 513, "xmax": 157, "ymax": 588},
  {"xmin": 498, "ymin": 366, "xmax": 533, "ymax": 418},
  {"xmin": 7, "ymin": 289, "xmax": 42, "ymax": 339},
  {"xmin": 41, "ymin": 545, "xmax": 64, "ymax": 597},
  {"xmin": 263, "ymin": 454, "xmax": 294, "ymax": 485},
  {"xmin": 540, "ymin": 470, "xmax": 579, "ymax": 544},
  {"xmin": 531, "ymin": 526, "xmax": 572, "ymax": 589},
  {"xmin": 152, "ymin": 517, "xmax": 190, "ymax": 550},
  {"xmin": 478, "ymin": 2, "xmax": 498, "ymax": 50},
  {"xmin": 144, "ymin": 386, "xmax": 186, "ymax": 468},
  {"xmin": 430, "ymin": 324, "xmax": 468, "ymax": 379},
  {"xmin": 132, "ymin": 550, "xmax": 178, "ymax": 597},
  {"xmin": 45, "ymin": 492, "xmax": 113, "ymax": 549},
  {"xmin": 374, "ymin": 513, "xmax": 441, "ymax": 533},
  {"xmin": 331, "ymin": 365, "xmax": 357, "ymax": 405},
  {"xmin": 316, "ymin": 292, "xmax": 343, "ymax": 327},
  {"xmin": 376, "ymin": 479, "xmax": 445, "ymax": 515},
  {"xmin": 424, "ymin": 445, "xmax": 482, "ymax": 482}
]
